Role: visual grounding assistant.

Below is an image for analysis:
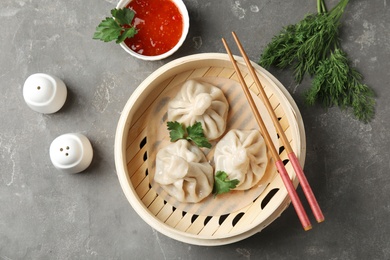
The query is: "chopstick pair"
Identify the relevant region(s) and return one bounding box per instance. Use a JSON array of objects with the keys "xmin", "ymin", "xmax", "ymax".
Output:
[{"xmin": 222, "ymin": 32, "xmax": 324, "ymax": 231}]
